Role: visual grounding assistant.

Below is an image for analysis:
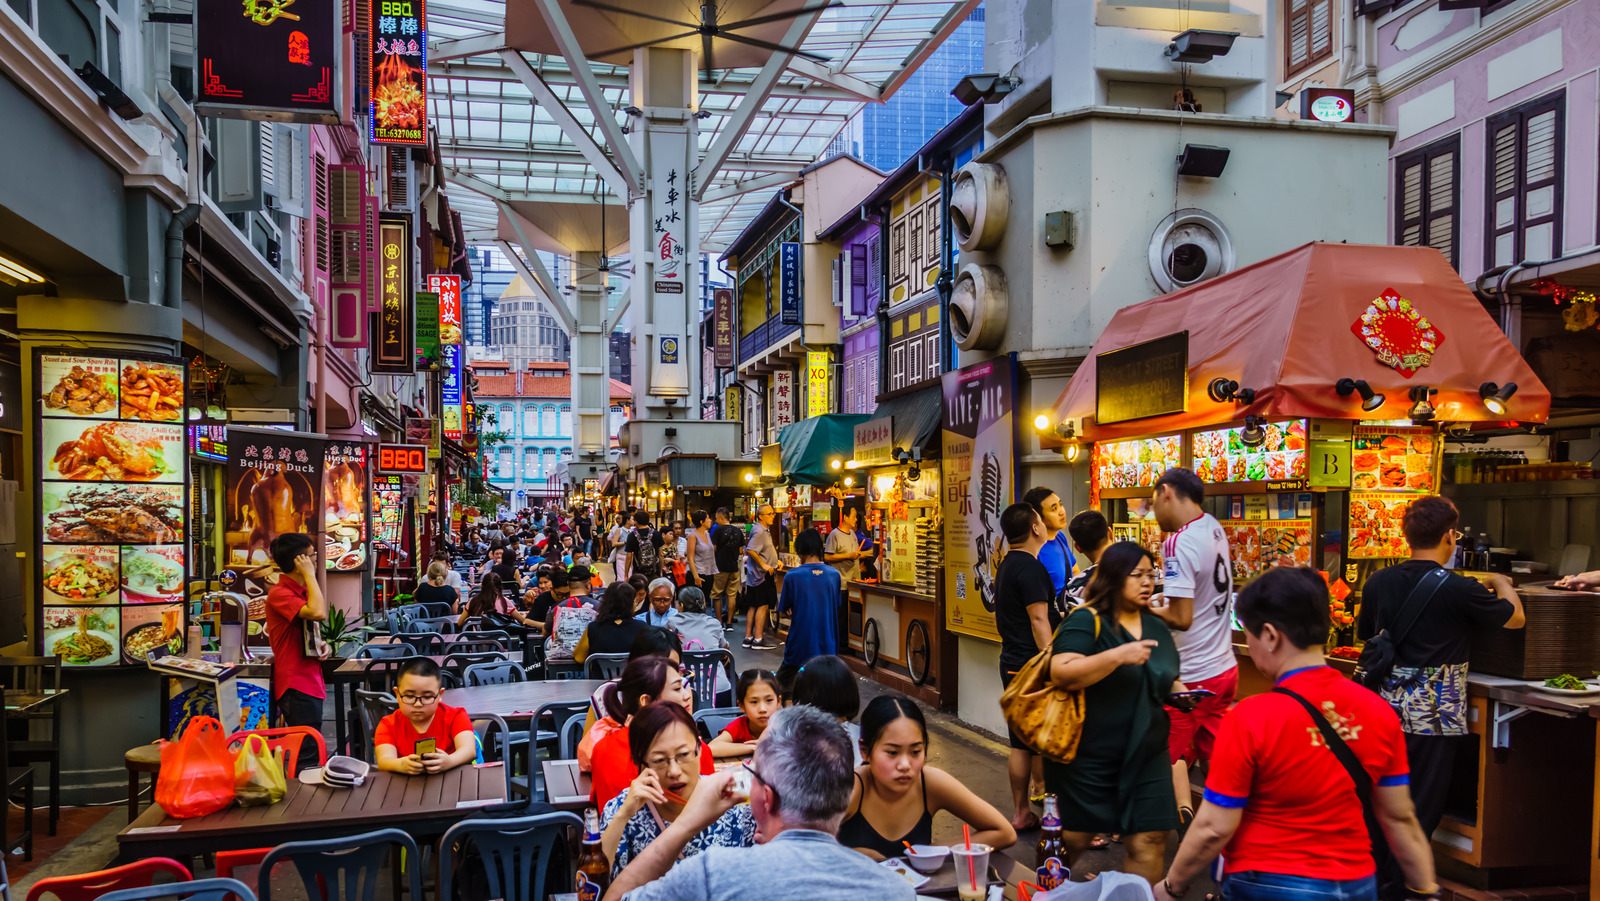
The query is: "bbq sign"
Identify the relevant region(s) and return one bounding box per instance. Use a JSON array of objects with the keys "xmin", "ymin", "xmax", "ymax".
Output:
[
  {"xmin": 377, "ymin": 444, "xmax": 429, "ymax": 474},
  {"xmin": 195, "ymin": 0, "xmax": 339, "ymax": 121},
  {"xmin": 373, "ymin": 215, "xmax": 415, "ymax": 373},
  {"xmin": 368, "ymin": 0, "xmax": 427, "ymax": 144}
]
